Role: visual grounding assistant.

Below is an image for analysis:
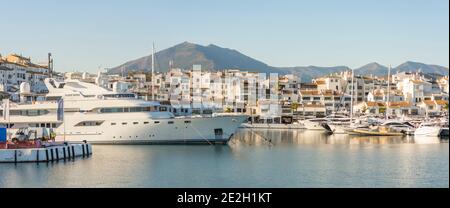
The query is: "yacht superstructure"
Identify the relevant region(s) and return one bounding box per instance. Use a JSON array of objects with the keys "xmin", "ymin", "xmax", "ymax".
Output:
[{"xmin": 0, "ymin": 78, "xmax": 247, "ymax": 144}]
